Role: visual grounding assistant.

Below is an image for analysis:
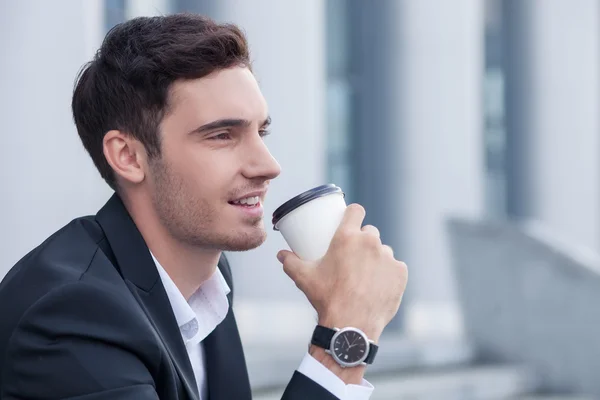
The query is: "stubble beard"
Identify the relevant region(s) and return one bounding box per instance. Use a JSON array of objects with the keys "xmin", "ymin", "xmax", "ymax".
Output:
[{"xmin": 150, "ymin": 159, "xmax": 268, "ymax": 252}]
